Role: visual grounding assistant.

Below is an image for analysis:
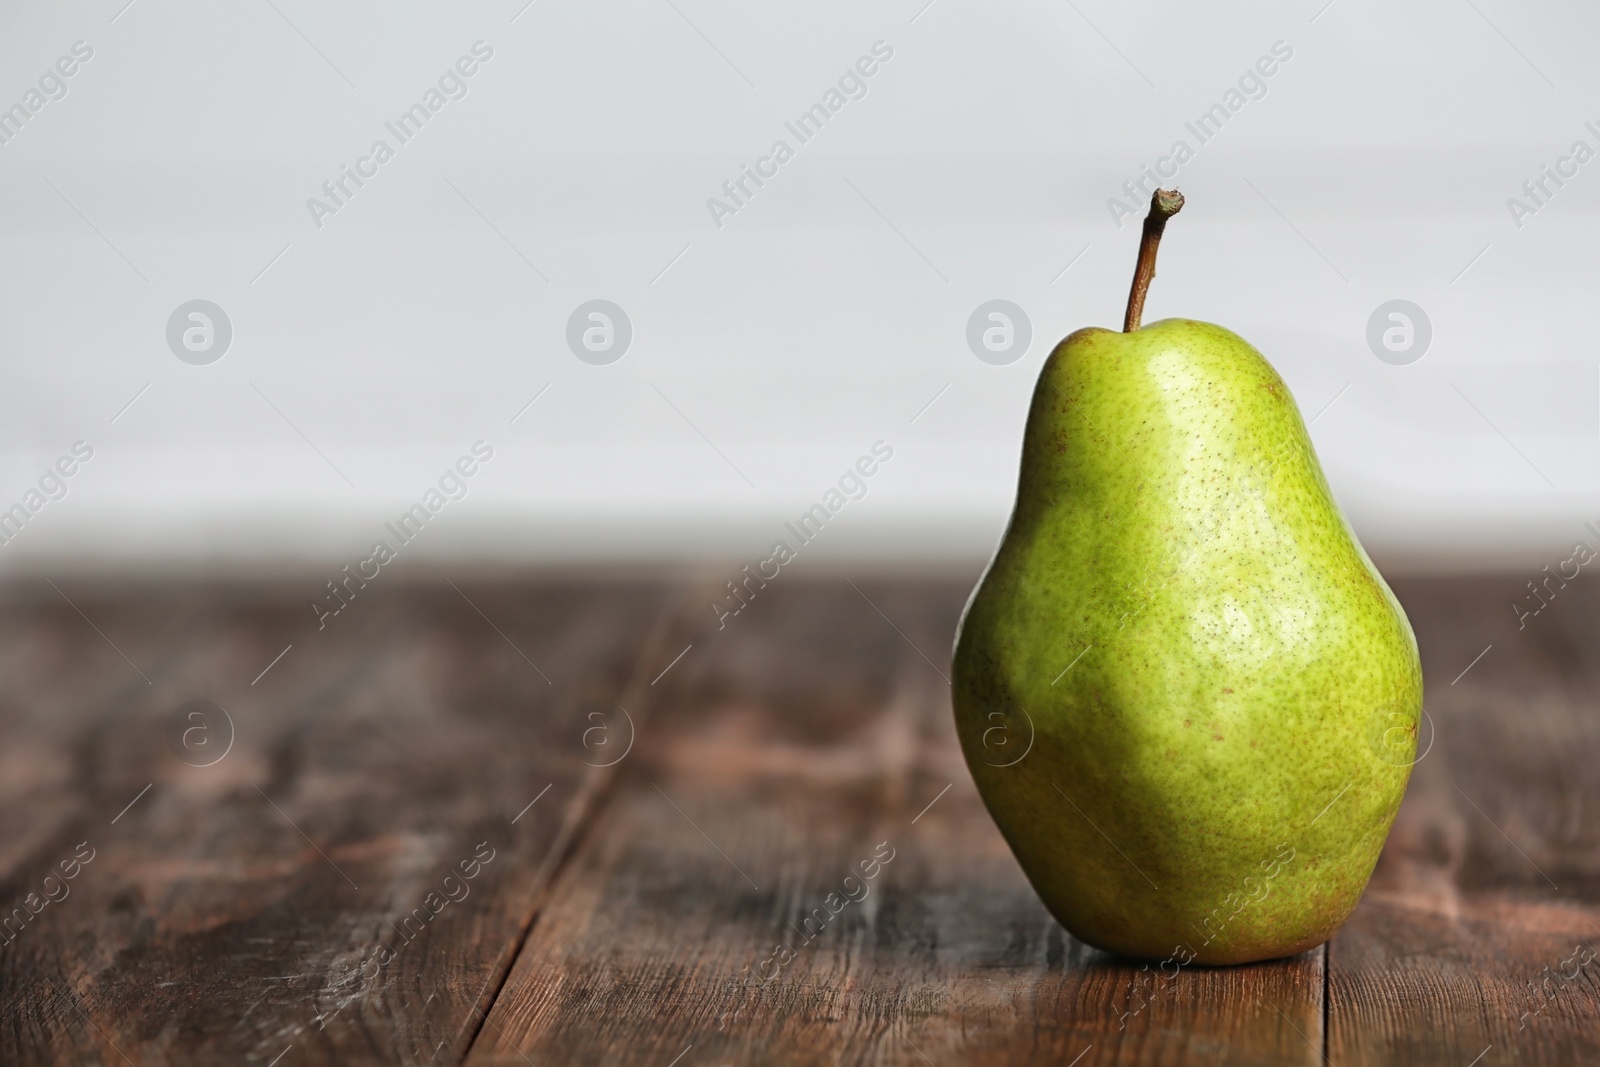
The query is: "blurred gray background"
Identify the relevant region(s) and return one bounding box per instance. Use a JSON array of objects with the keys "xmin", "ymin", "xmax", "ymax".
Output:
[{"xmin": 0, "ymin": 0, "xmax": 1593, "ymax": 577}]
